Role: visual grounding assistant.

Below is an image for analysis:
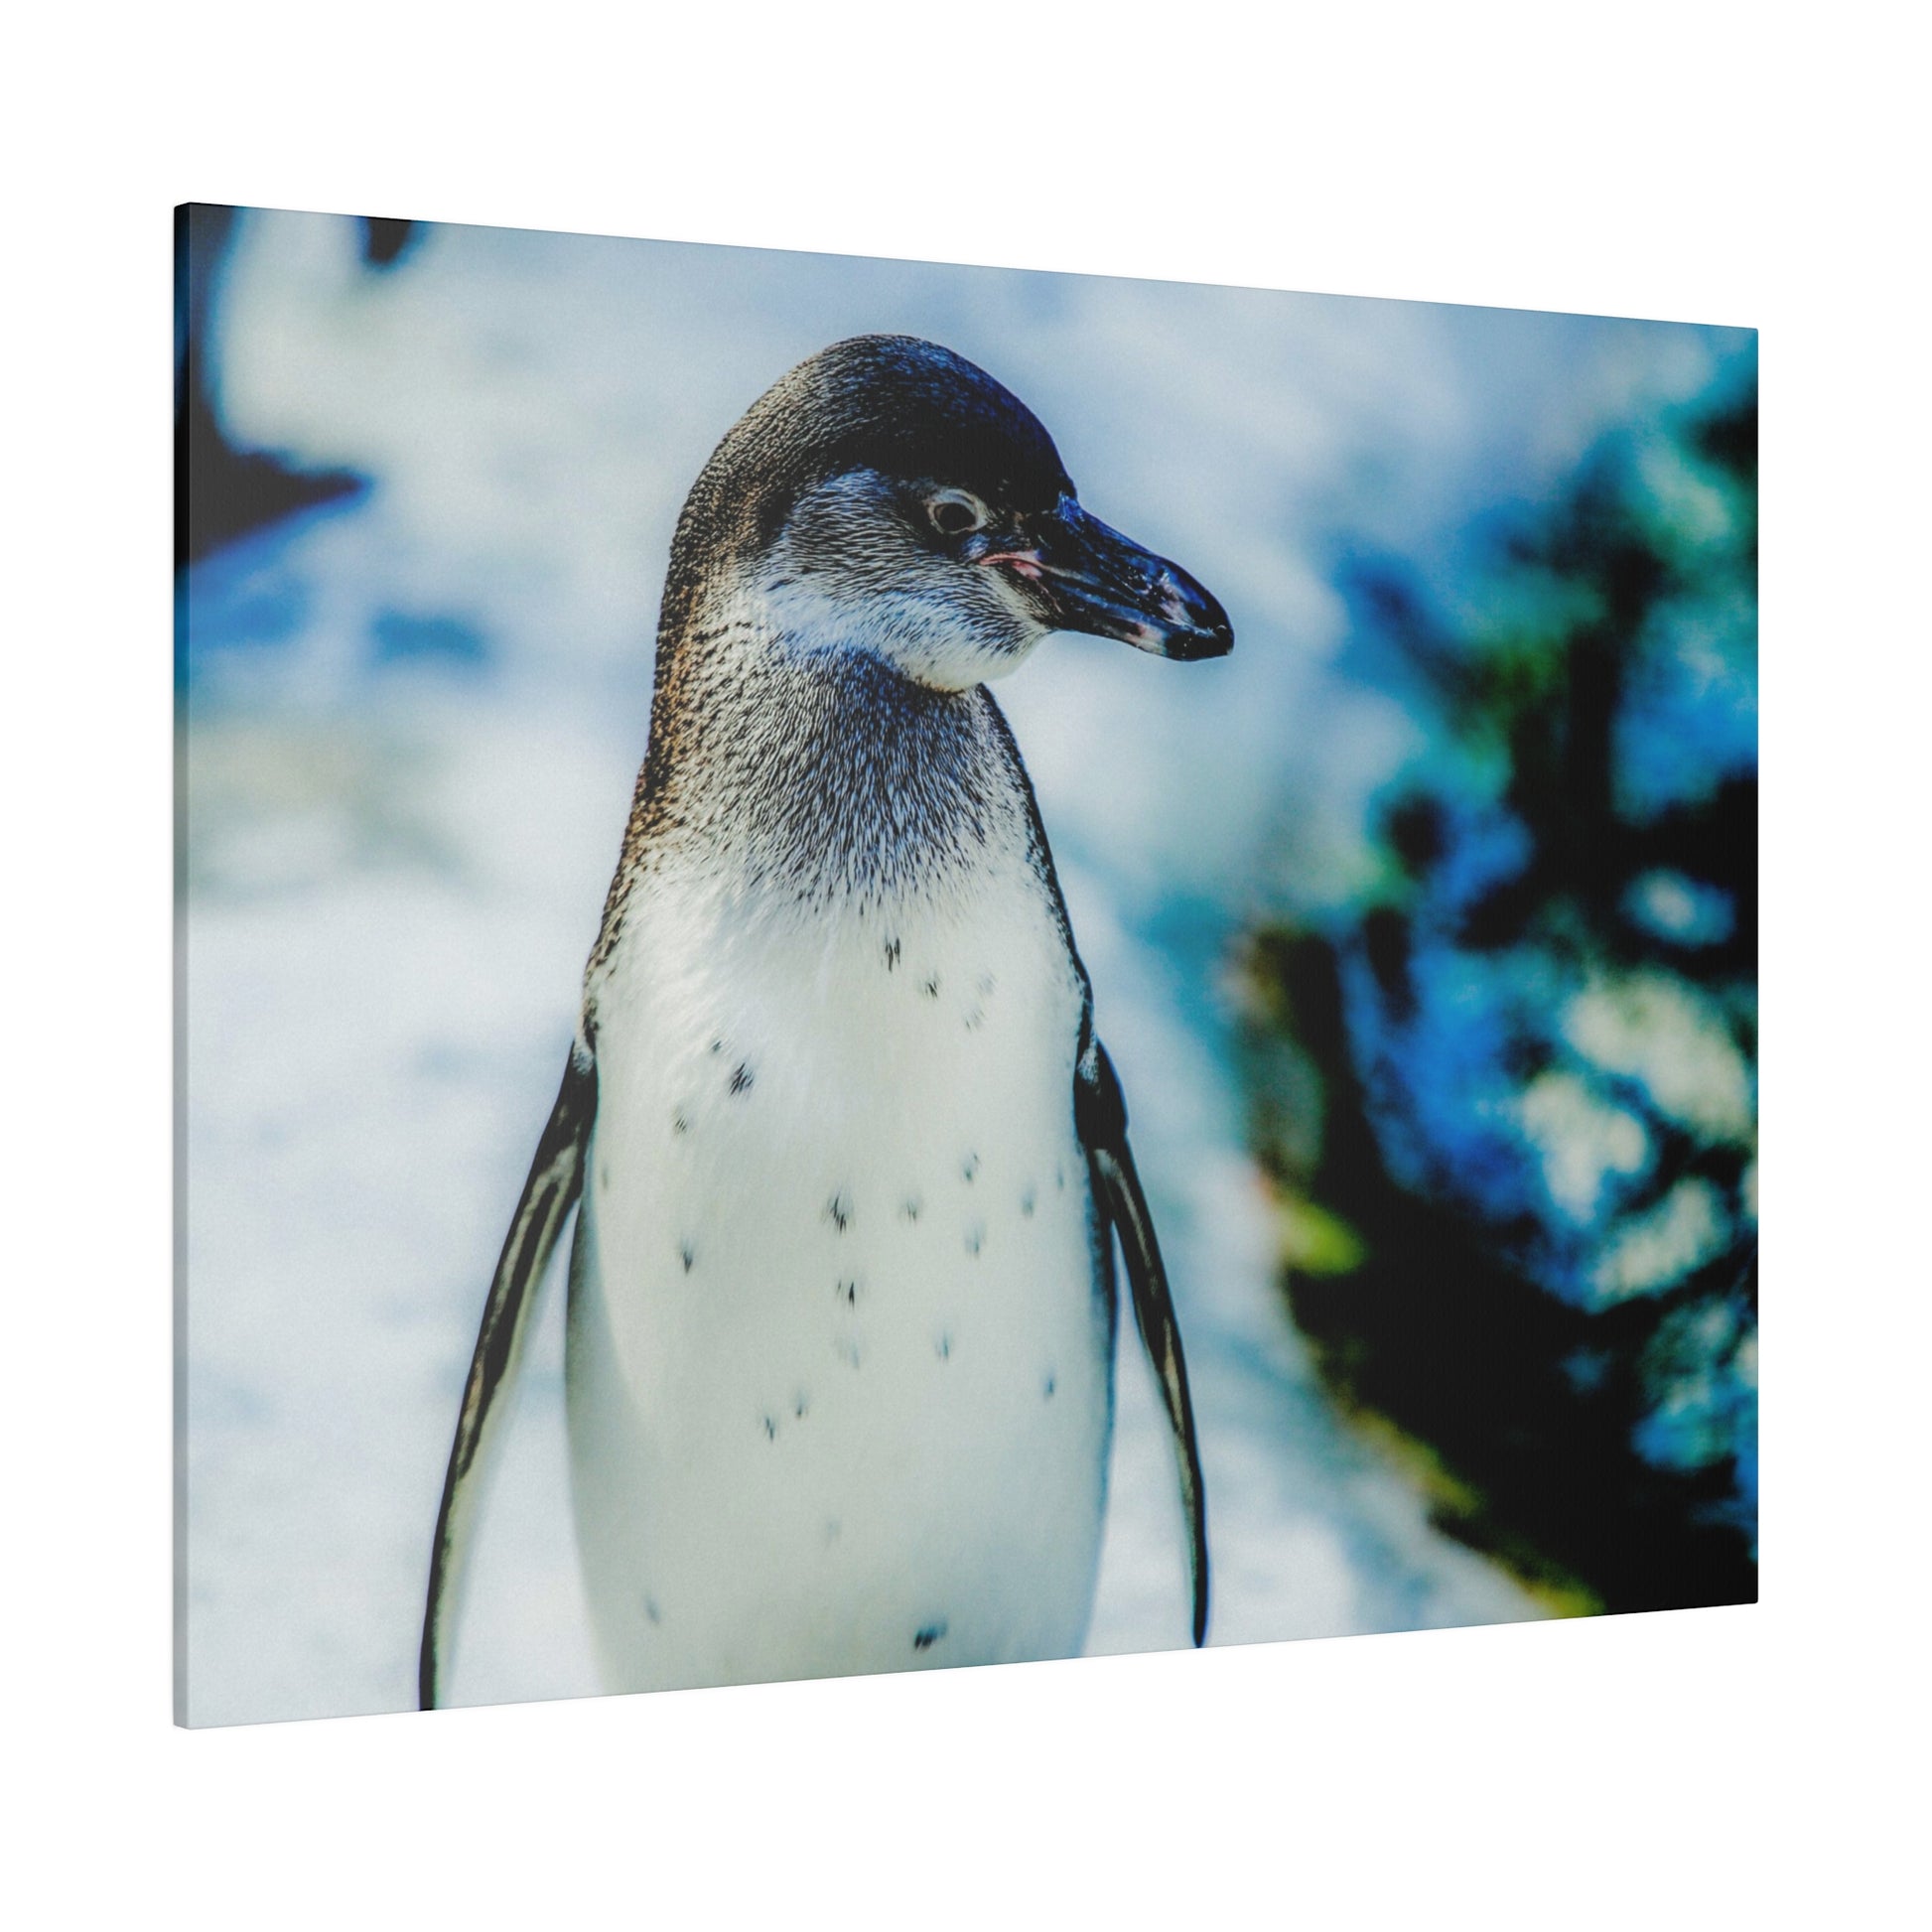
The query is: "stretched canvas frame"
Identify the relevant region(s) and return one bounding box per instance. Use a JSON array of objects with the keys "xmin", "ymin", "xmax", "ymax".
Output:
[{"xmin": 176, "ymin": 205, "xmax": 1757, "ymax": 1726}]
